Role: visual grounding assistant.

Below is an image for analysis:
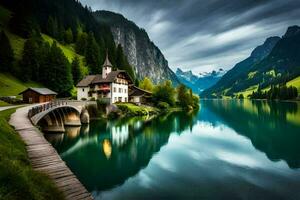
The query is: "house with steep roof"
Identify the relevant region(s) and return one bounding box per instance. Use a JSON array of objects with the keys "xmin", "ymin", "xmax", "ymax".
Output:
[{"xmin": 76, "ymin": 53, "xmax": 133, "ymax": 104}]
